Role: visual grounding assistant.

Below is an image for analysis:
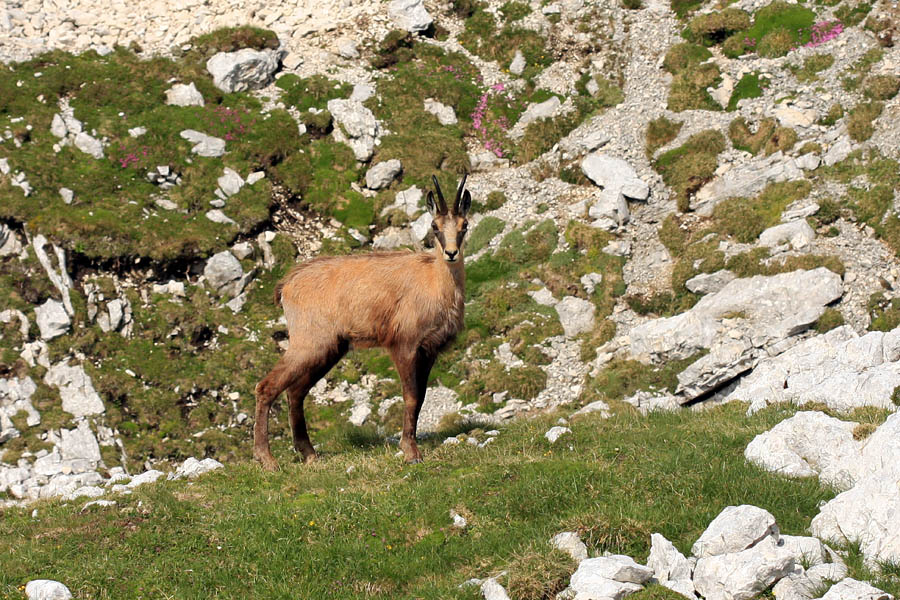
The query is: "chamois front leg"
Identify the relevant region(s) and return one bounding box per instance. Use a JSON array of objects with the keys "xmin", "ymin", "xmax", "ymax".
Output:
[
  {"xmin": 392, "ymin": 347, "xmax": 436, "ymax": 464},
  {"xmin": 287, "ymin": 381, "xmax": 317, "ymax": 464}
]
